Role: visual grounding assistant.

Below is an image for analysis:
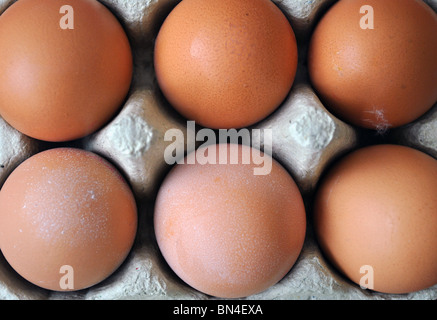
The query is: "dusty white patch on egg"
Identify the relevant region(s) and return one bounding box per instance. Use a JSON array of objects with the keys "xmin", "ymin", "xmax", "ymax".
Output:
[{"xmin": 20, "ymin": 164, "xmax": 111, "ymax": 247}]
